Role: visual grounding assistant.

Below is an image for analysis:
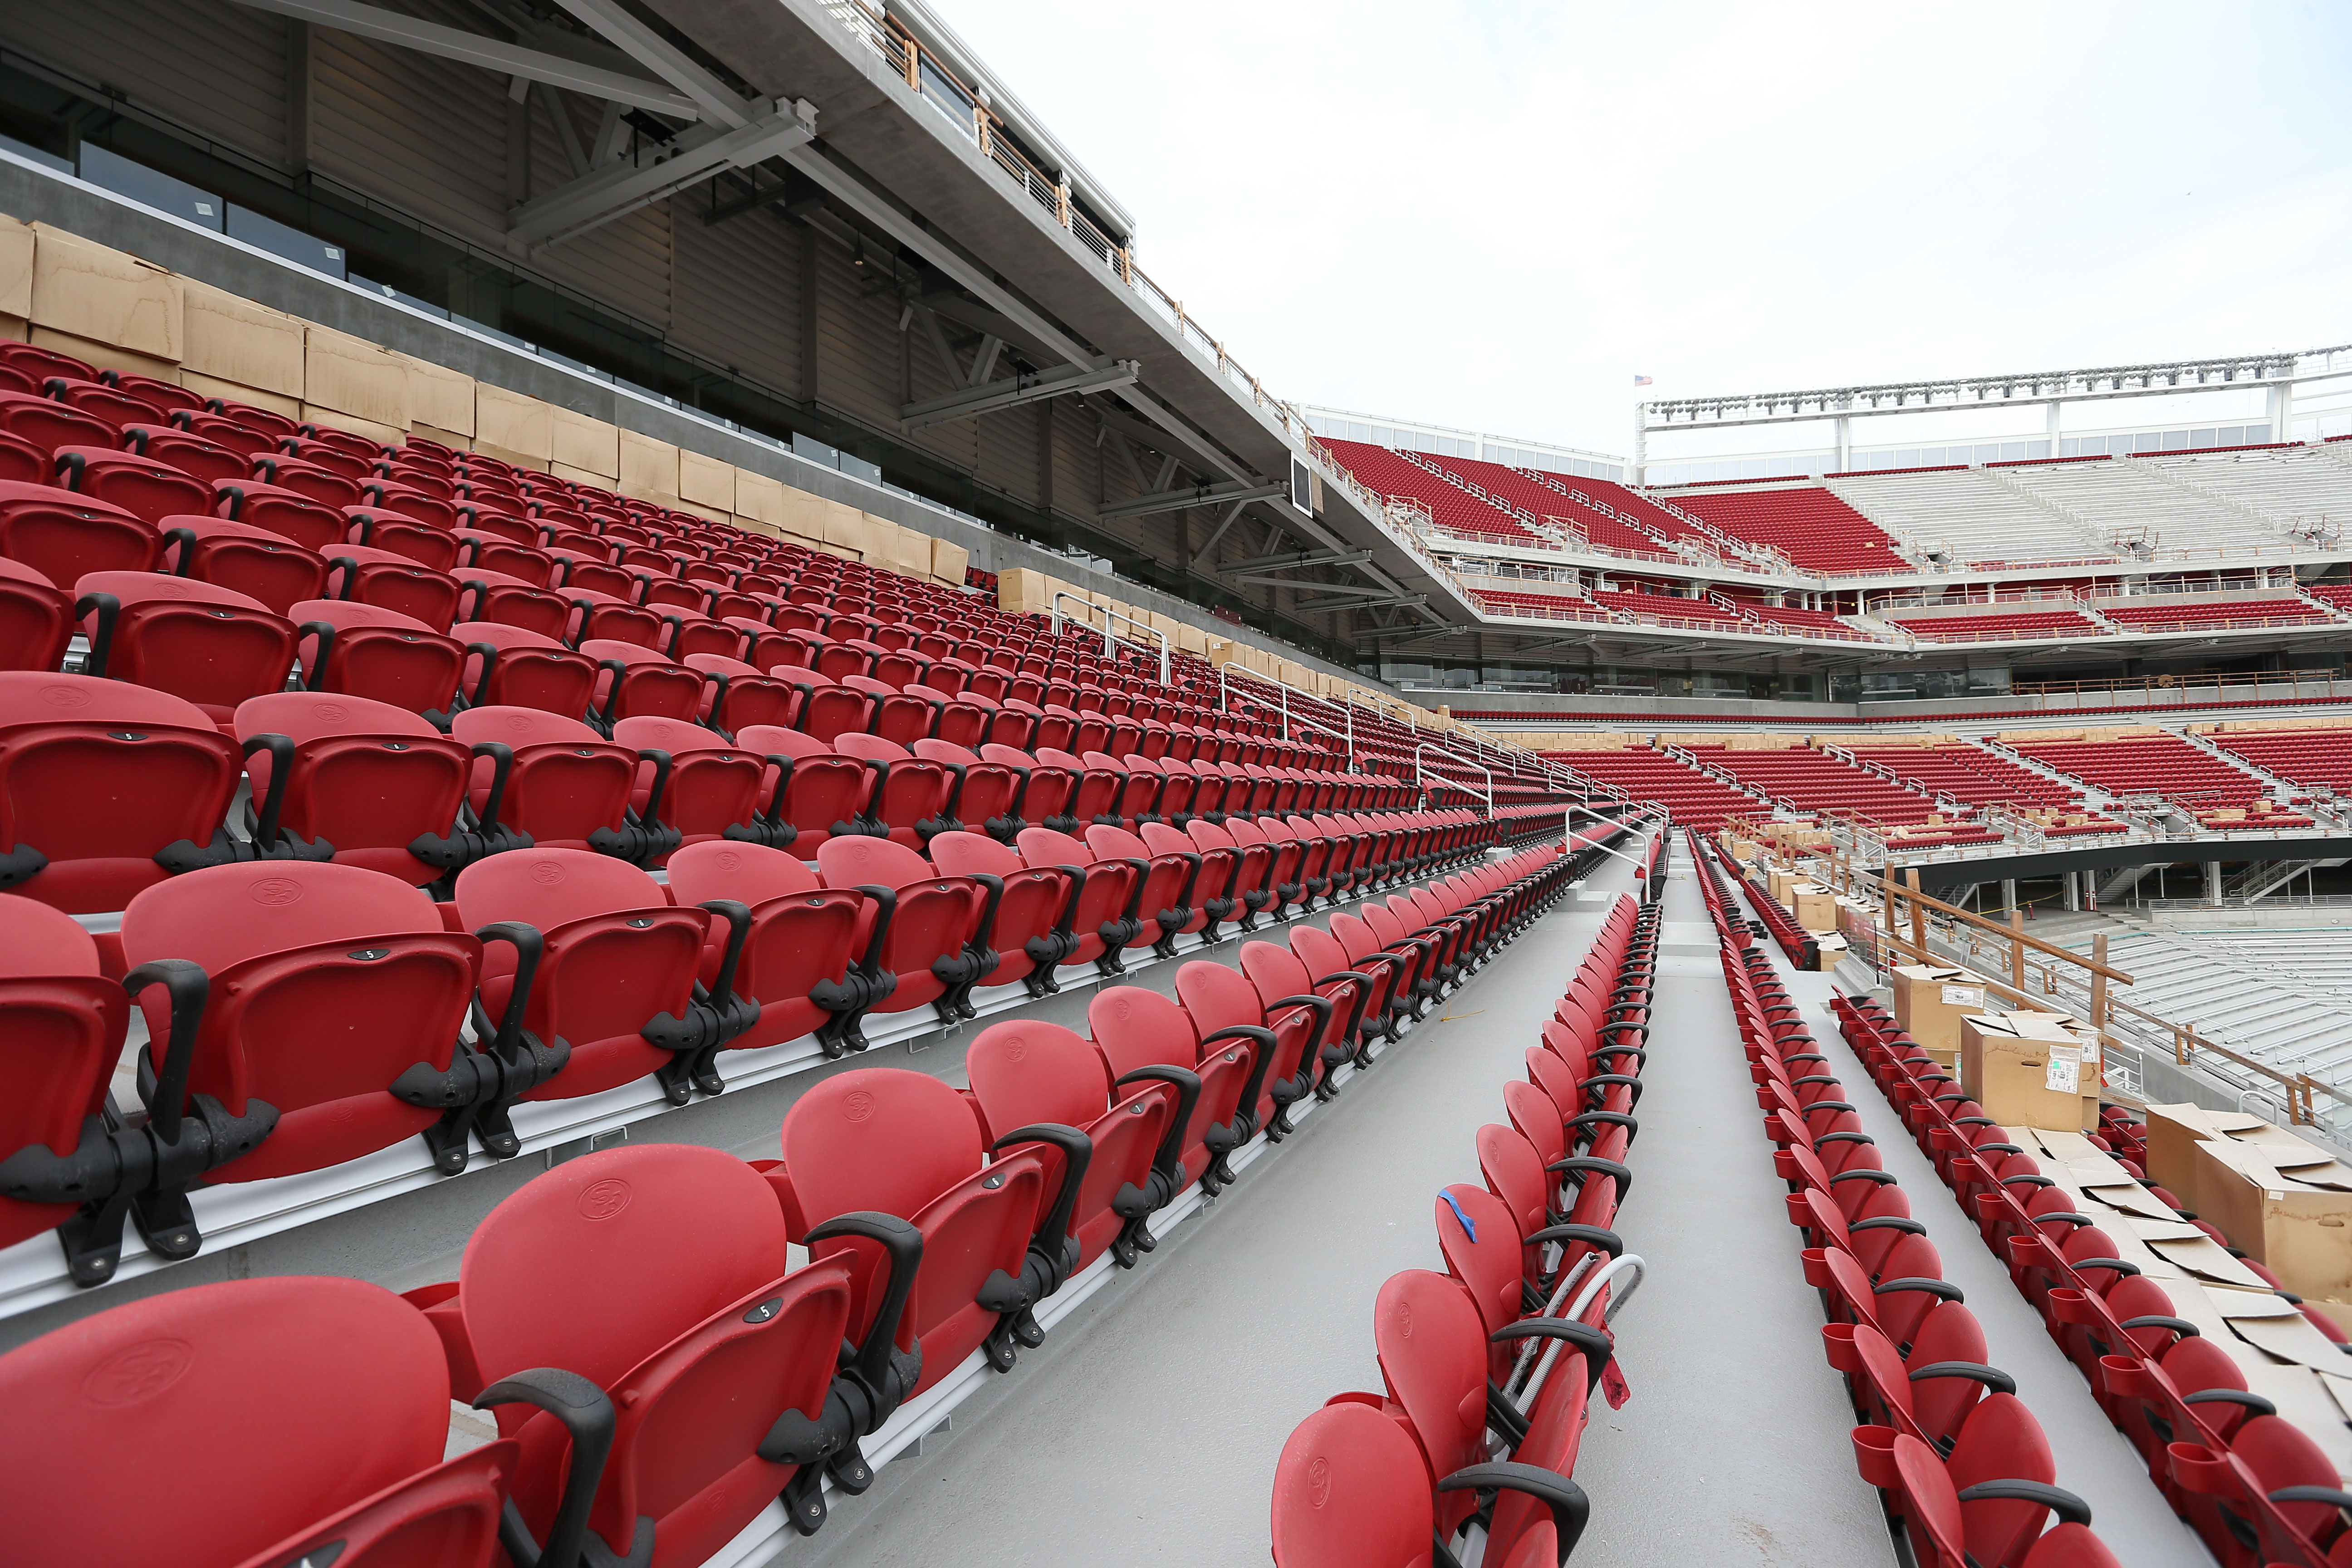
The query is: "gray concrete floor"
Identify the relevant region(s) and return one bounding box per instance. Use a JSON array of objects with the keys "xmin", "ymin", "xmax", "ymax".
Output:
[
  {"xmin": 1561, "ymin": 851, "xmax": 1891, "ymax": 1568},
  {"xmin": 783, "ymin": 860, "xmax": 1643, "ymax": 1567},
  {"xmin": 1723, "ymin": 878, "xmax": 2215, "ymax": 1568},
  {"xmin": 788, "ymin": 843, "xmax": 1926, "ymax": 1568}
]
